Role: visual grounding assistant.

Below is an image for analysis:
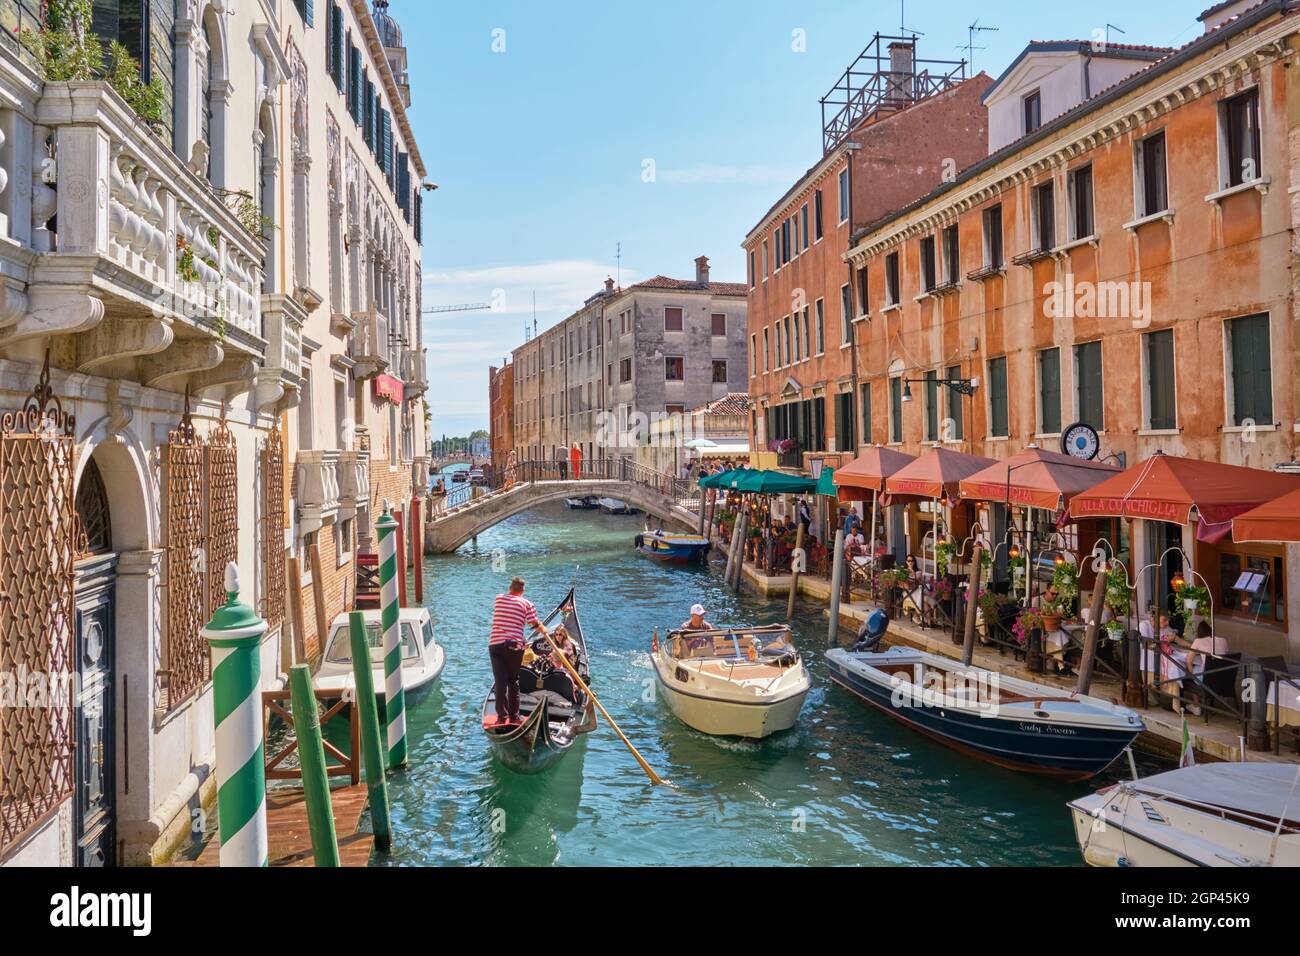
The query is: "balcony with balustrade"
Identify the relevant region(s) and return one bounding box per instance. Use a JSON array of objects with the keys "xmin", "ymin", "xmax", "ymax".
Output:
[
  {"xmin": 338, "ymin": 449, "xmax": 372, "ymax": 521},
  {"xmin": 297, "ymin": 449, "xmax": 342, "ymax": 536},
  {"xmin": 400, "ymin": 345, "xmax": 427, "ymax": 398},
  {"xmin": 0, "ymin": 79, "xmax": 270, "ymax": 395},
  {"xmin": 349, "ymin": 306, "xmax": 389, "ymax": 380}
]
